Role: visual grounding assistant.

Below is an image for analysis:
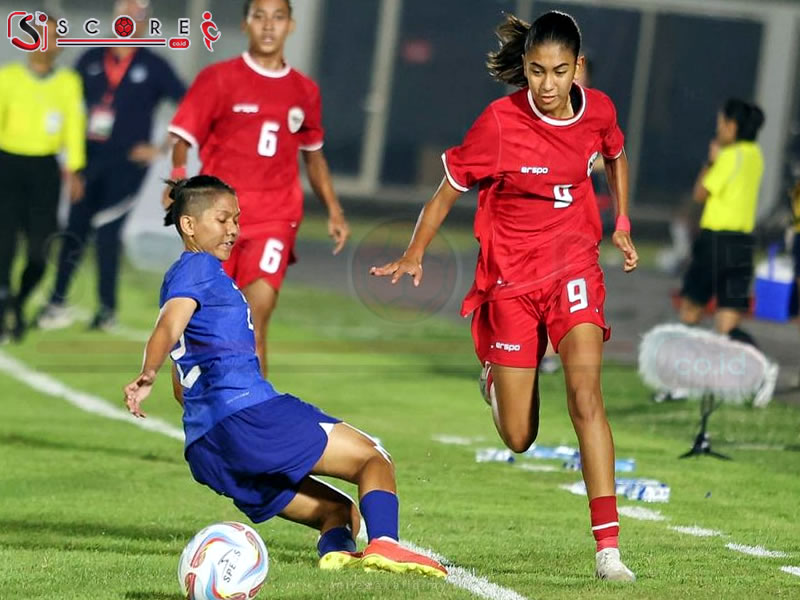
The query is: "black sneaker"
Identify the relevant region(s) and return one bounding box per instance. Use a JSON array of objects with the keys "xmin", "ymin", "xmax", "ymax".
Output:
[{"xmin": 89, "ymin": 308, "xmax": 116, "ymax": 331}]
